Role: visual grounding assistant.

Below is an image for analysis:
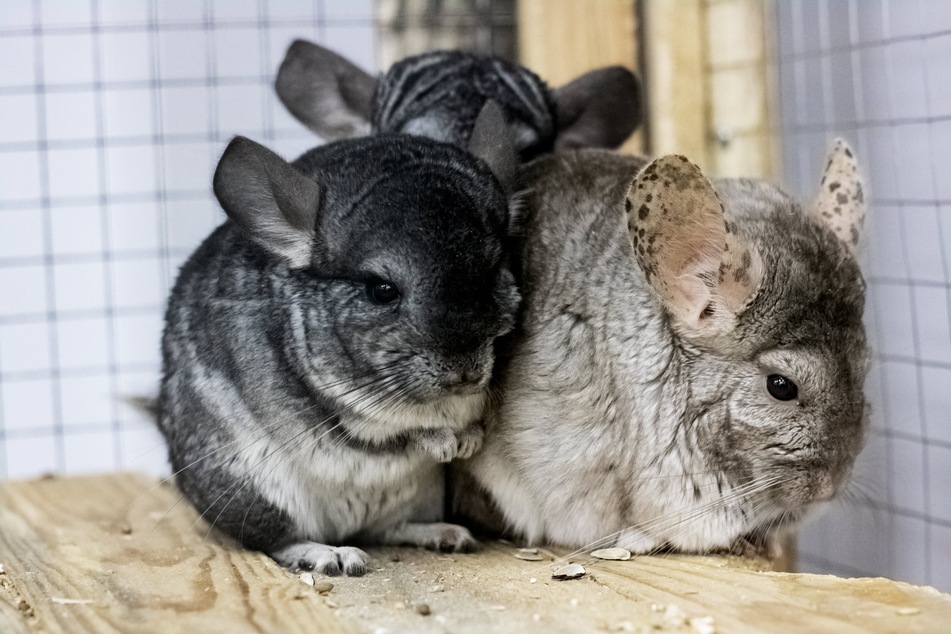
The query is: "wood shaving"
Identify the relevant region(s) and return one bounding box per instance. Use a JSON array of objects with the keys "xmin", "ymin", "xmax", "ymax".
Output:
[
  {"xmin": 552, "ymin": 564, "xmax": 586, "ymax": 580},
  {"xmin": 591, "ymin": 548, "xmax": 632, "ymax": 561},
  {"xmin": 689, "ymin": 616, "xmax": 716, "ymax": 634},
  {"xmin": 896, "ymin": 607, "xmax": 921, "ymax": 616},
  {"xmin": 662, "ymin": 604, "xmax": 686, "ymax": 627},
  {"xmin": 298, "ymin": 572, "xmax": 315, "ymax": 586},
  {"xmin": 313, "ymin": 581, "xmax": 334, "ymax": 594},
  {"xmin": 515, "ymin": 548, "xmax": 544, "ymax": 561},
  {"xmin": 51, "ymin": 598, "xmax": 93, "ymax": 605}
]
